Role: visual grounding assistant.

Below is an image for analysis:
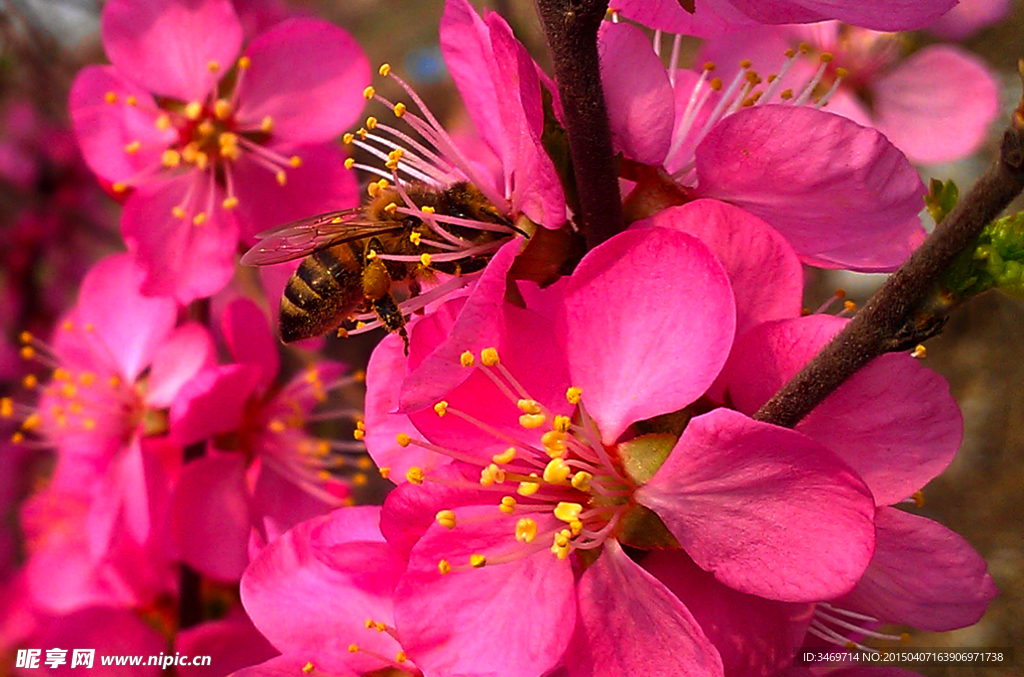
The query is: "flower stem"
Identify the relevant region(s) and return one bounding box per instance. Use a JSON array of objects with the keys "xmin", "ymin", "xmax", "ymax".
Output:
[
  {"xmin": 755, "ymin": 67, "xmax": 1024, "ymax": 428},
  {"xmin": 535, "ymin": 0, "xmax": 624, "ymax": 250}
]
